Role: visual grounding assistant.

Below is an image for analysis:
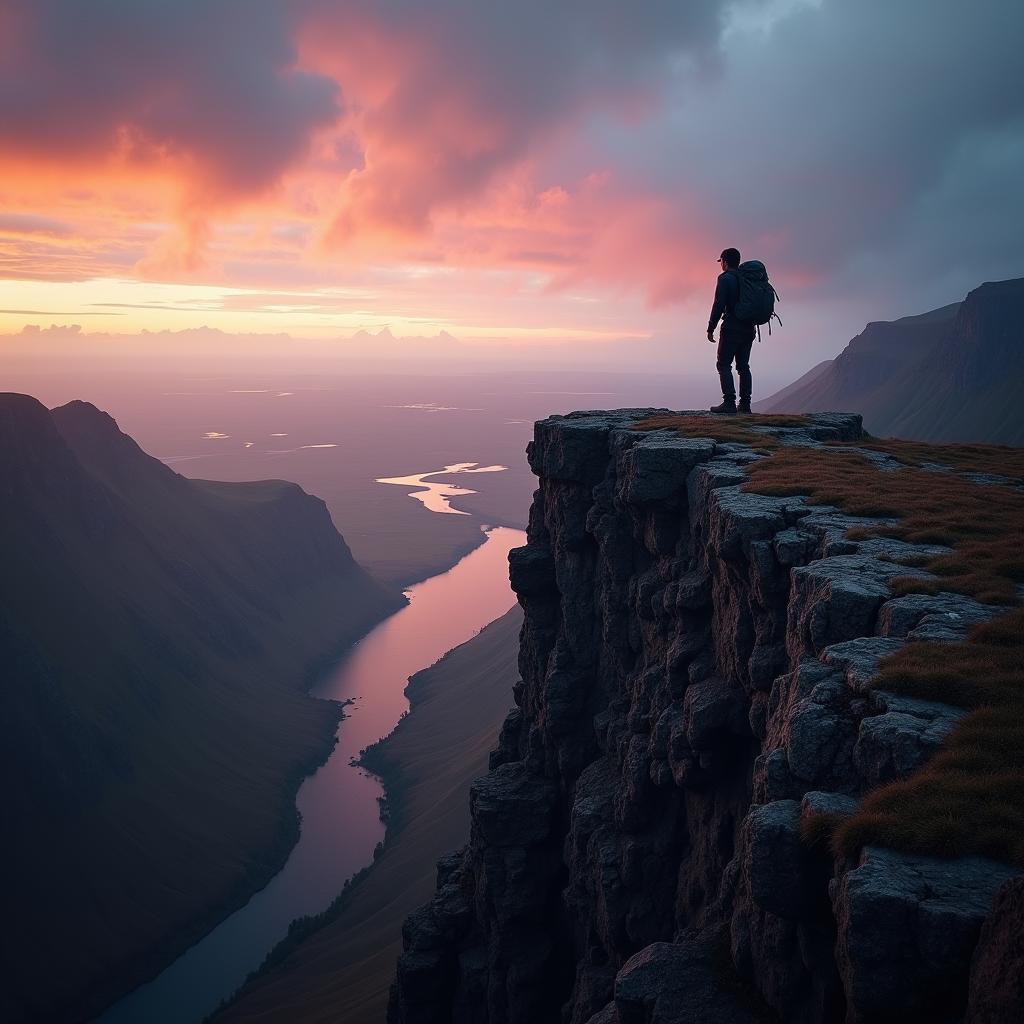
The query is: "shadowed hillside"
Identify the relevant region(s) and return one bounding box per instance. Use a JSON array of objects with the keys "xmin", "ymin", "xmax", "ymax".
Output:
[
  {"xmin": 0, "ymin": 394, "xmax": 403, "ymax": 1024},
  {"xmin": 758, "ymin": 278, "xmax": 1024, "ymax": 445},
  {"xmin": 212, "ymin": 605, "xmax": 523, "ymax": 1024}
]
